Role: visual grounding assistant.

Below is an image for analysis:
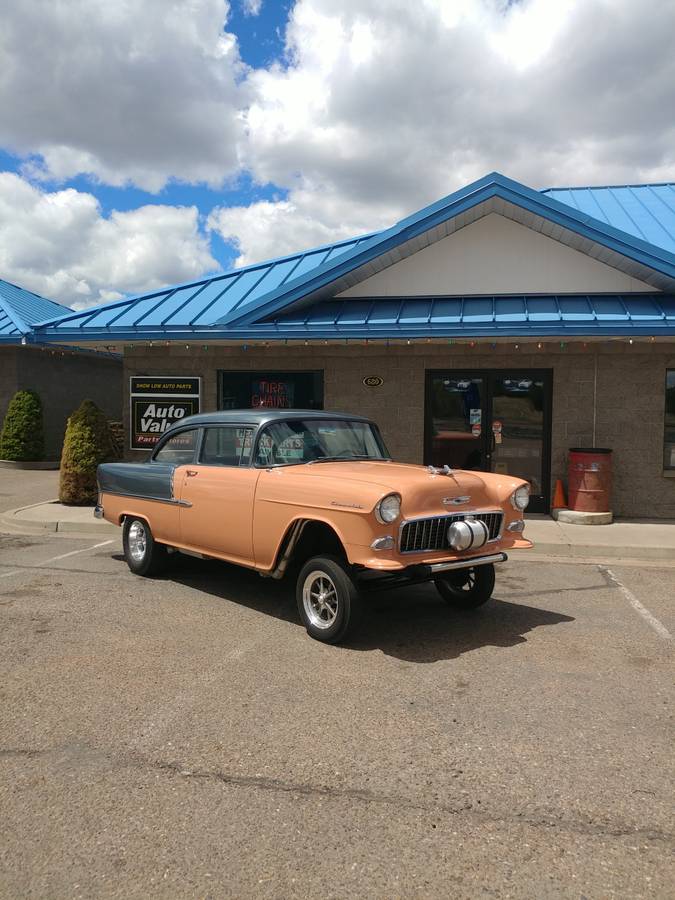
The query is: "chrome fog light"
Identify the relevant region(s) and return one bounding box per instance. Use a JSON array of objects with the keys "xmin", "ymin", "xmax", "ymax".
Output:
[
  {"xmin": 511, "ymin": 485, "xmax": 530, "ymax": 511},
  {"xmin": 447, "ymin": 518, "xmax": 489, "ymax": 551},
  {"xmin": 507, "ymin": 519, "xmax": 525, "ymax": 532}
]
